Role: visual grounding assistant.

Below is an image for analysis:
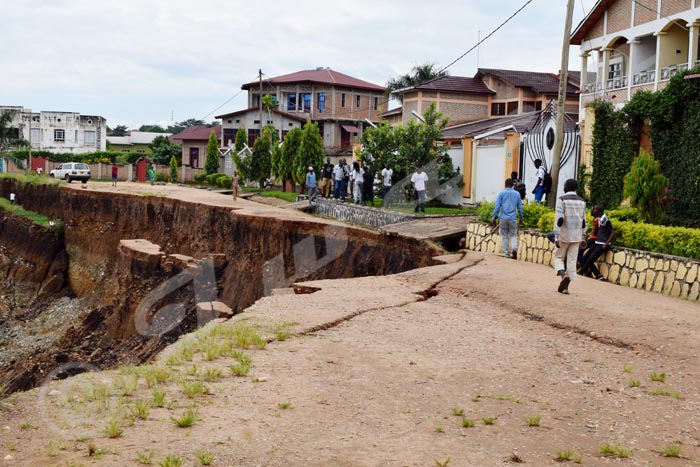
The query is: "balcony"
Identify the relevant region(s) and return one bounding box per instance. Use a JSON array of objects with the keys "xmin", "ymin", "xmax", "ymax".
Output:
[
  {"xmin": 660, "ymin": 63, "xmax": 687, "ymax": 80},
  {"xmin": 582, "ymin": 81, "xmax": 602, "ymax": 94},
  {"xmin": 606, "ymin": 76, "xmax": 628, "ymax": 90},
  {"xmin": 632, "ymin": 70, "xmax": 655, "ymax": 85}
]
